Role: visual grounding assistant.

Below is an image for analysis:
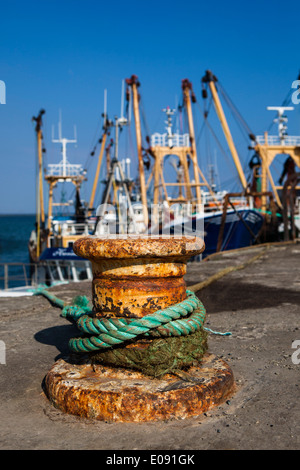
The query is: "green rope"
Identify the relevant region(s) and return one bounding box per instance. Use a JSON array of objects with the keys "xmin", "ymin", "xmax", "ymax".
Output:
[
  {"xmin": 34, "ymin": 287, "xmax": 207, "ymax": 352},
  {"xmin": 34, "ymin": 286, "xmax": 66, "ymax": 309},
  {"xmin": 90, "ymin": 328, "xmax": 208, "ymax": 378},
  {"xmin": 68, "ymin": 290, "xmax": 205, "ymax": 353},
  {"xmin": 34, "ymin": 287, "xmax": 231, "ymax": 351},
  {"xmin": 203, "ymin": 327, "xmax": 231, "ymax": 336},
  {"xmin": 34, "ymin": 287, "xmax": 92, "ymax": 319},
  {"xmin": 34, "ymin": 286, "xmax": 233, "ymax": 377}
]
